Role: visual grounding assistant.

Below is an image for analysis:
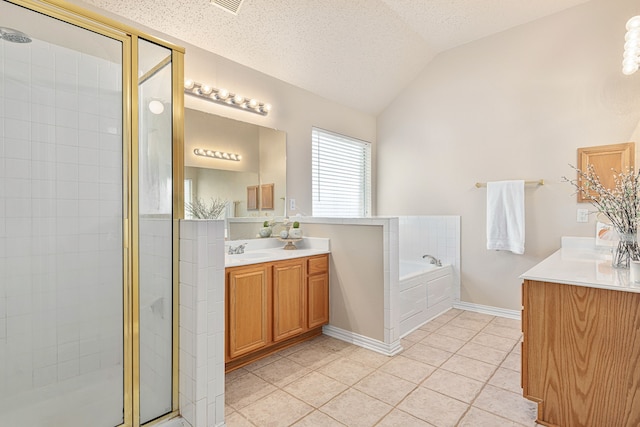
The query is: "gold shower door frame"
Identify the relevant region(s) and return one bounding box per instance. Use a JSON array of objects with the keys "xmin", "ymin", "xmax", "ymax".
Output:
[{"xmin": 8, "ymin": 1, "xmax": 185, "ymax": 426}]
